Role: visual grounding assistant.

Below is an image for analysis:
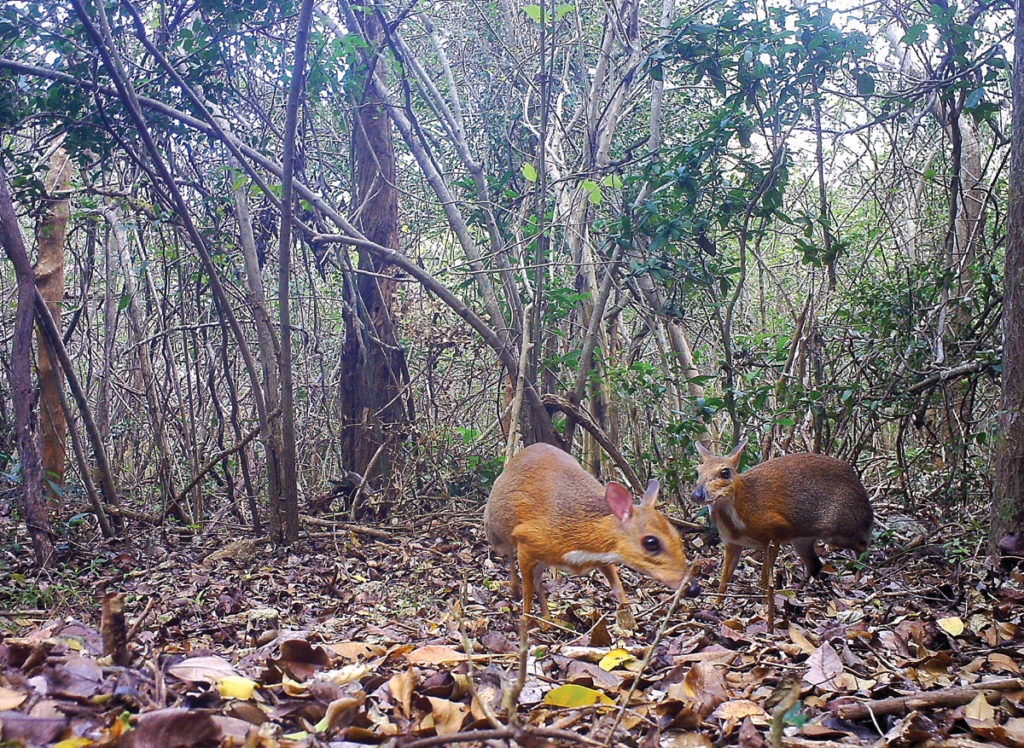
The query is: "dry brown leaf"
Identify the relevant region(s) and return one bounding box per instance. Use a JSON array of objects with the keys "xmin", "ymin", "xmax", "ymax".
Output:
[
  {"xmin": 787, "ymin": 623, "xmax": 818, "ymax": 655},
  {"xmin": 989, "ymin": 652, "xmax": 1021, "ymax": 674},
  {"xmin": 964, "ymin": 691, "xmax": 995, "ymax": 721},
  {"xmin": 276, "ymin": 639, "xmax": 330, "ymax": 681},
  {"xmin": 406, "ymin": 645, "xmax": 465, "ymax": 665},
  {"xmin": 425, "ymin": 696, "xmax": 469, "ymax": 735},
  {"xmin": 967, "ymin": 716, "xmax": 1024, "ymax": 748},
  {"xmin": 804, "ymin": 642, "xmax": 844, "ymax": 691},
  {"xmin": 0, "ymin": 686, "xmax": 27, "ymax": 710},
  {"xmin": 389, "ymin": 668, "xmax": 418, "ymax": 717},
  {"xmin": 329, "ymin": 641, "xmax": 386, "ymax": 661},
  {"xmin": 125, "ymin": 708, "xmax": 221, "ymax": 748},
  {"xmin": 0, "ymin": 711, "xmax": 68, "ymax": 745},
  {"xmin": 711, "ymin": 699, "xmax": 768, "ymax": 725},
  {"xmin": 166, "ymin": 655, "xmax": 237, "ymax": 684},
  {"xmin": 661, "ymin": 733, "xmax": 713, "ymax": 747}
]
